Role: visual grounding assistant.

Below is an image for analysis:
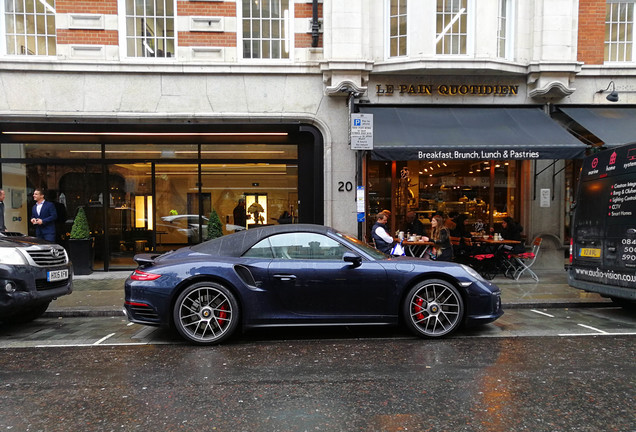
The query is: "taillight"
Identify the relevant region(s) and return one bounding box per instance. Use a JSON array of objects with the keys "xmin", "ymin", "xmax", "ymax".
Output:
[
  {"xmin": 569, "ymin": 238, "xmax": 573, "ymax": 264},
  {"xmin": 130, "ymin": 269, "xmax": 162, "ymax": 281},
  {"xmin": 125, "ymin": 300, "xmax": 151, "ymax": 307}
]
